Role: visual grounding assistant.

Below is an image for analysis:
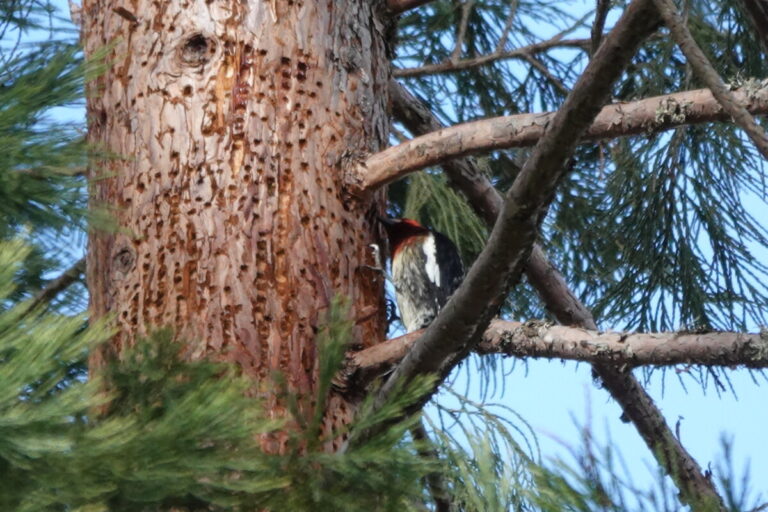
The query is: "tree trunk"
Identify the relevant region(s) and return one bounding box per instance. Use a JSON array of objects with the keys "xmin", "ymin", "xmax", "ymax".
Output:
[{"xmin": 82, "ymin": 0, "xmax": 391, "ymax": 451}]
